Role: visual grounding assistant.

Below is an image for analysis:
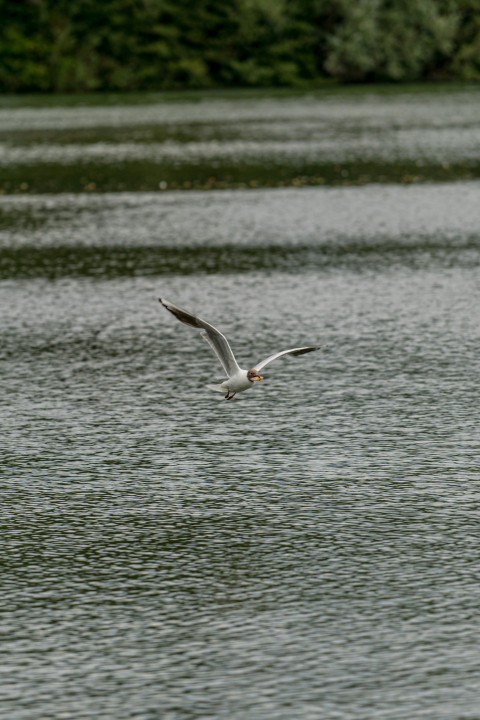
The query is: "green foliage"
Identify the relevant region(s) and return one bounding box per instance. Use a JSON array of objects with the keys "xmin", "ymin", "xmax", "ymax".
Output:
[
  {"xmin": 0, "ymin": 0, "xmax": 478, "ymax": 91},
  {"xmin": 324, "ymin": 0, "xmax": 459, "ymax": 81},
  {"xmin": 450, "ymin": 0, "xmax": 480, "ymax": 79},
  {"xmin": 324, "ymin": 0, "xmax": 381, "ymax": 81}
]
